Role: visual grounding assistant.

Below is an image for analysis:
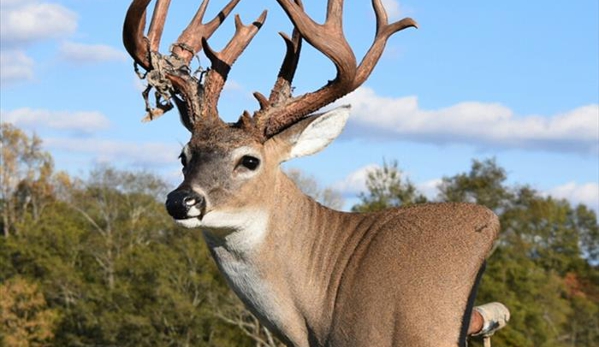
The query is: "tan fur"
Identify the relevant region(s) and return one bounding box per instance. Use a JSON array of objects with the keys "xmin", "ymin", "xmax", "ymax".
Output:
[
  {"xmin": 164, "ymin": 110, "xmax": 502, "ymax": 347},
  {"xmin": 236, "ymin": 174, "xmax": 499, "ymax": 347}
]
